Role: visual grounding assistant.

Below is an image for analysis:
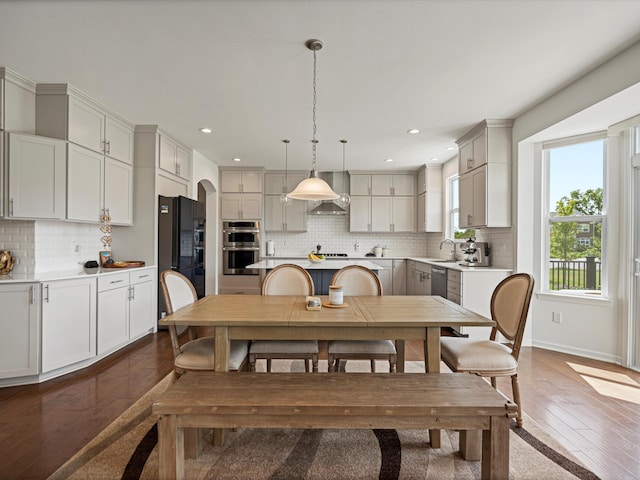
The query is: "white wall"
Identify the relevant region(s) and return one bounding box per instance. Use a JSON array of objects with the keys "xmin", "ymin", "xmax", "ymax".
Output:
[
  {"xmin": 513, "ymin": 40, "xmax": 640, "ymax": 363},
  {"xmin": 191, "ymin": 150, "xmax": 220, "ymax": 294}
]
